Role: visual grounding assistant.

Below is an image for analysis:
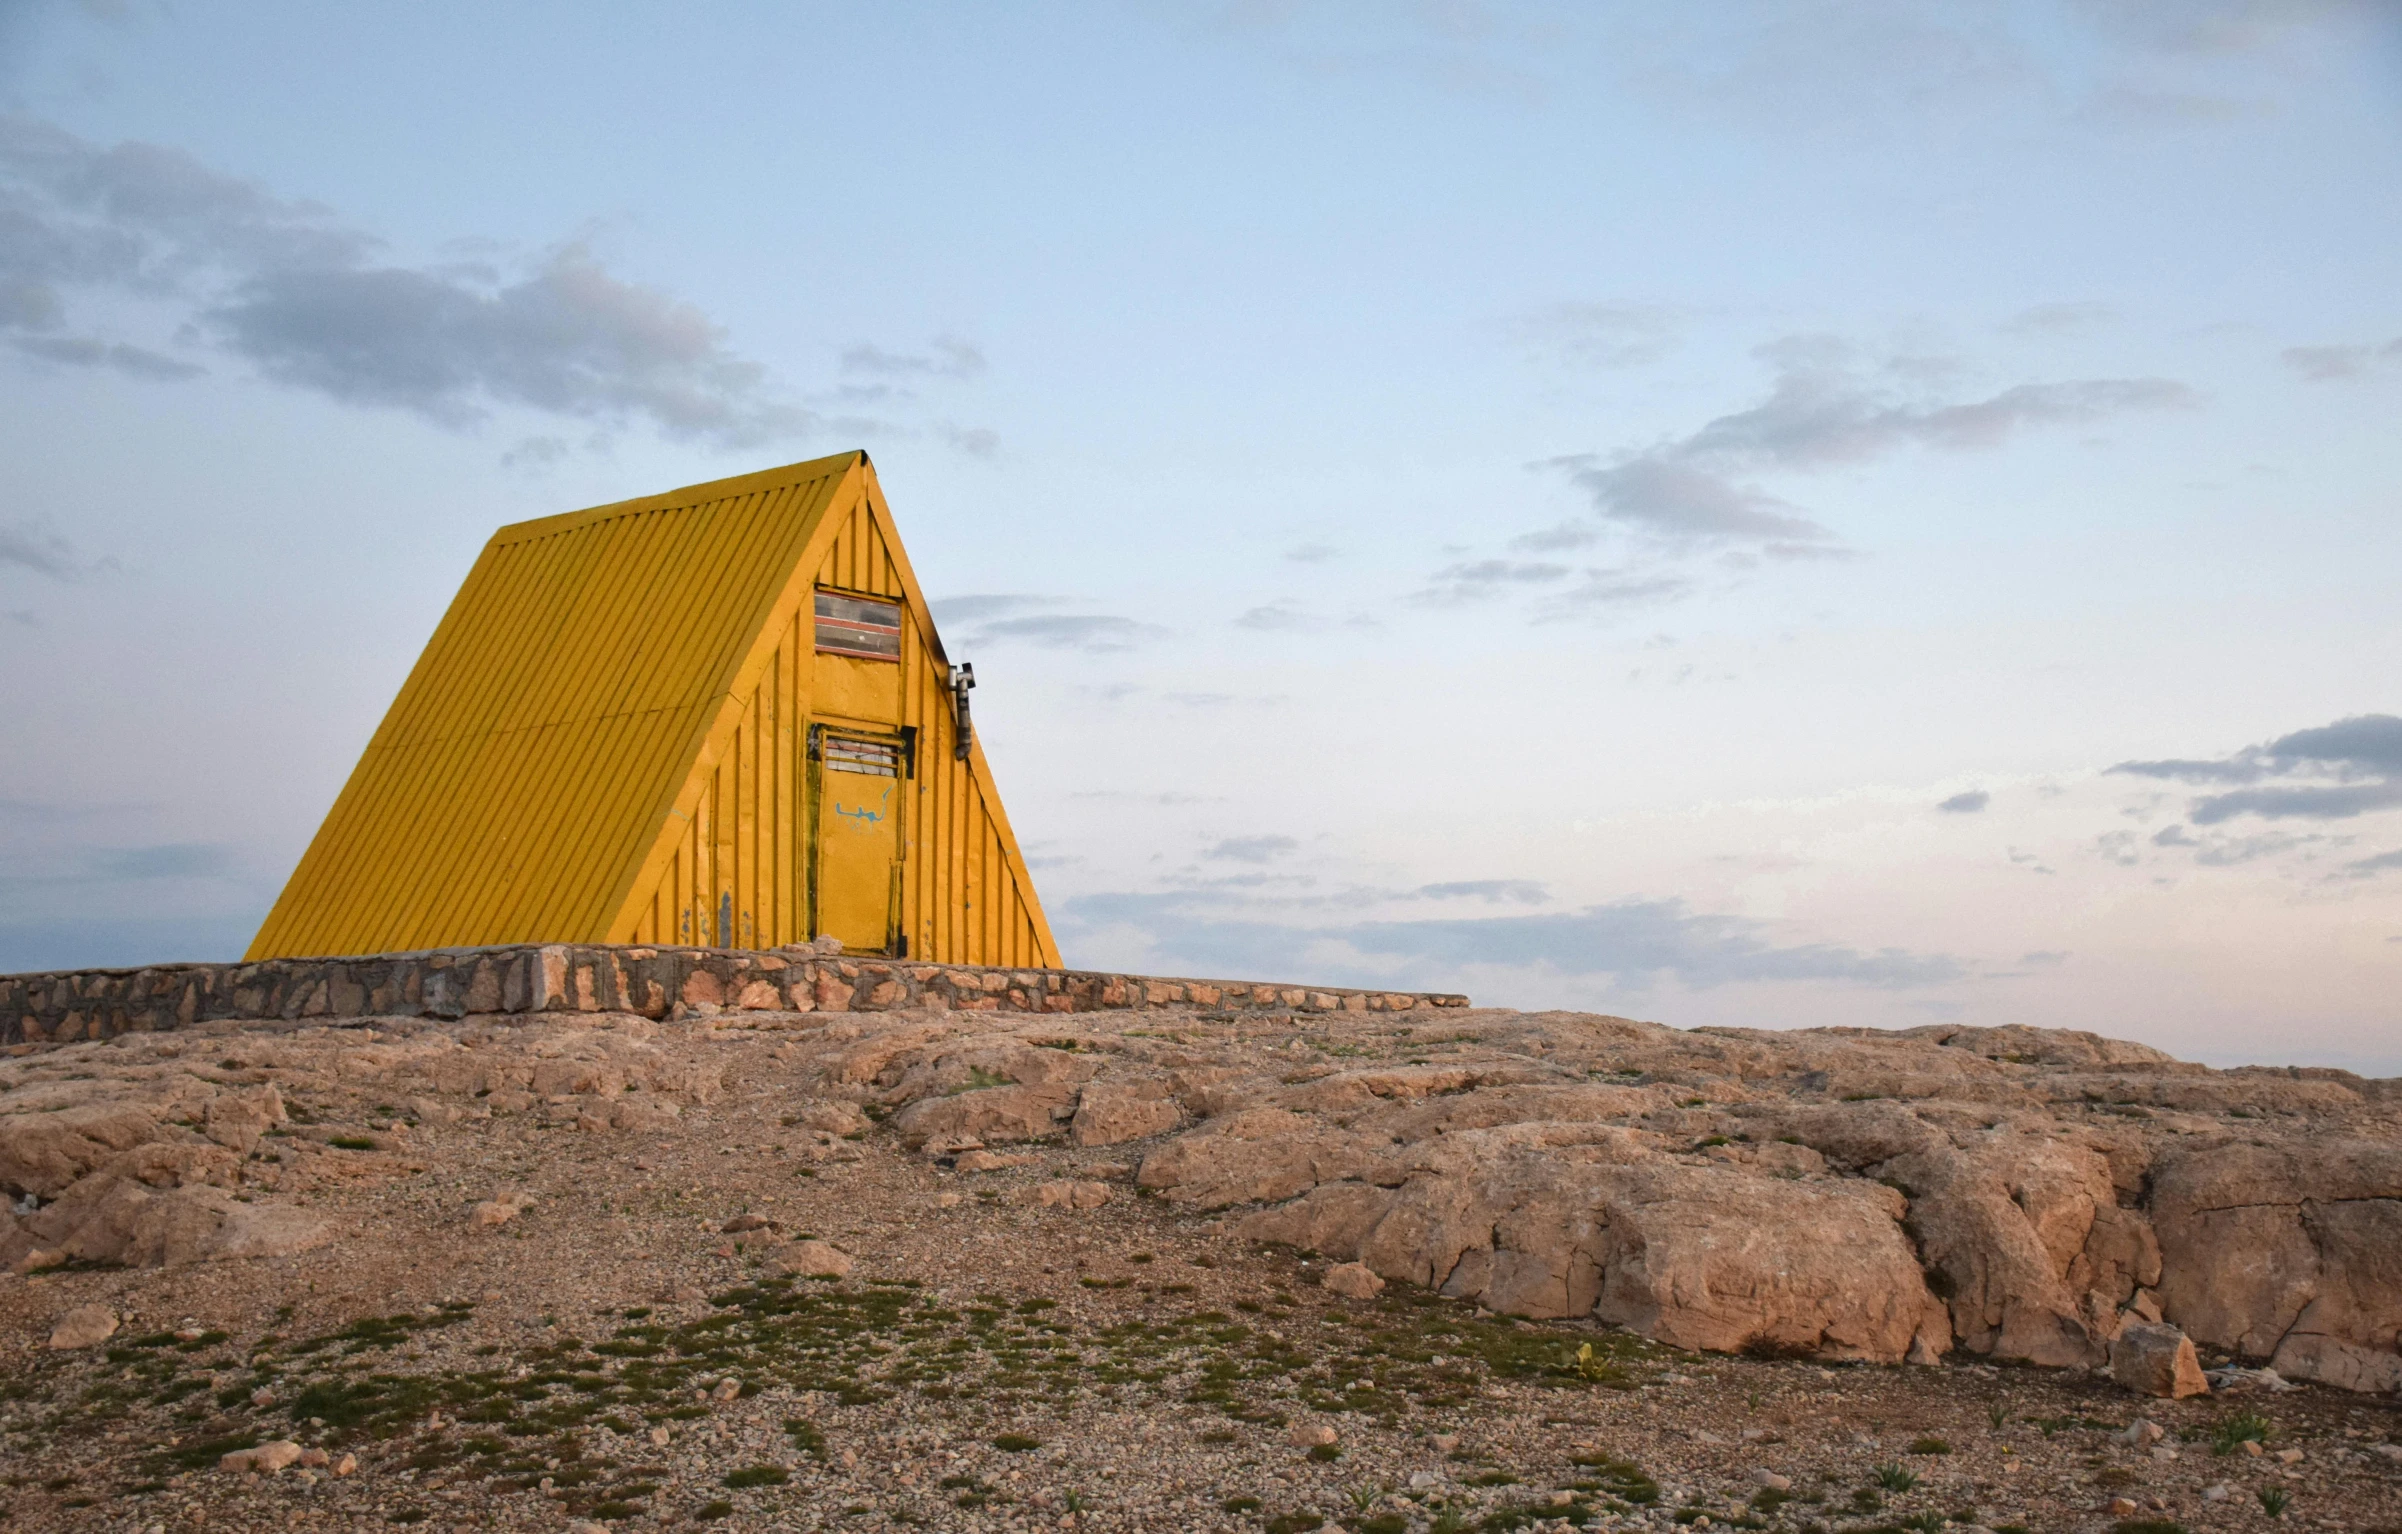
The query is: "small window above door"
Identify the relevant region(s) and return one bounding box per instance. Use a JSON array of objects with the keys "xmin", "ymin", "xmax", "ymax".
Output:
[{"xmin": 814, "ymin": 591, "xmax": 901, "ymax": 661}]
